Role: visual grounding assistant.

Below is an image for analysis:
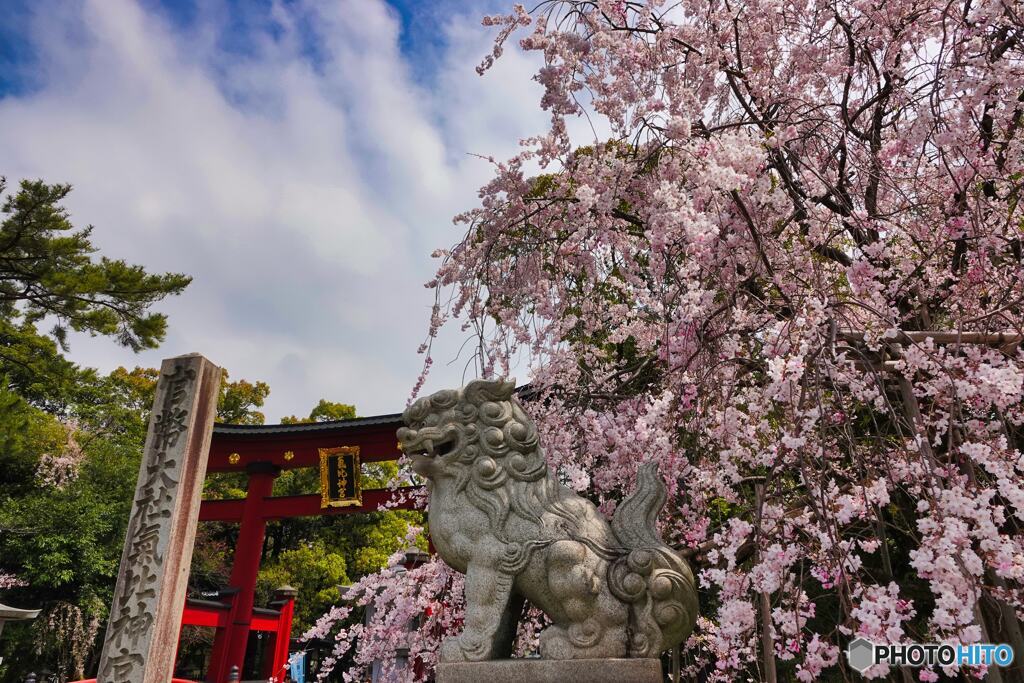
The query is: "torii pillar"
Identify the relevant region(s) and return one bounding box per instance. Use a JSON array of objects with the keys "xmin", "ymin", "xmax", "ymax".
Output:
[{"xmin": 206, "ymin": 461, "xmax": 281, "ymax": 681}]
